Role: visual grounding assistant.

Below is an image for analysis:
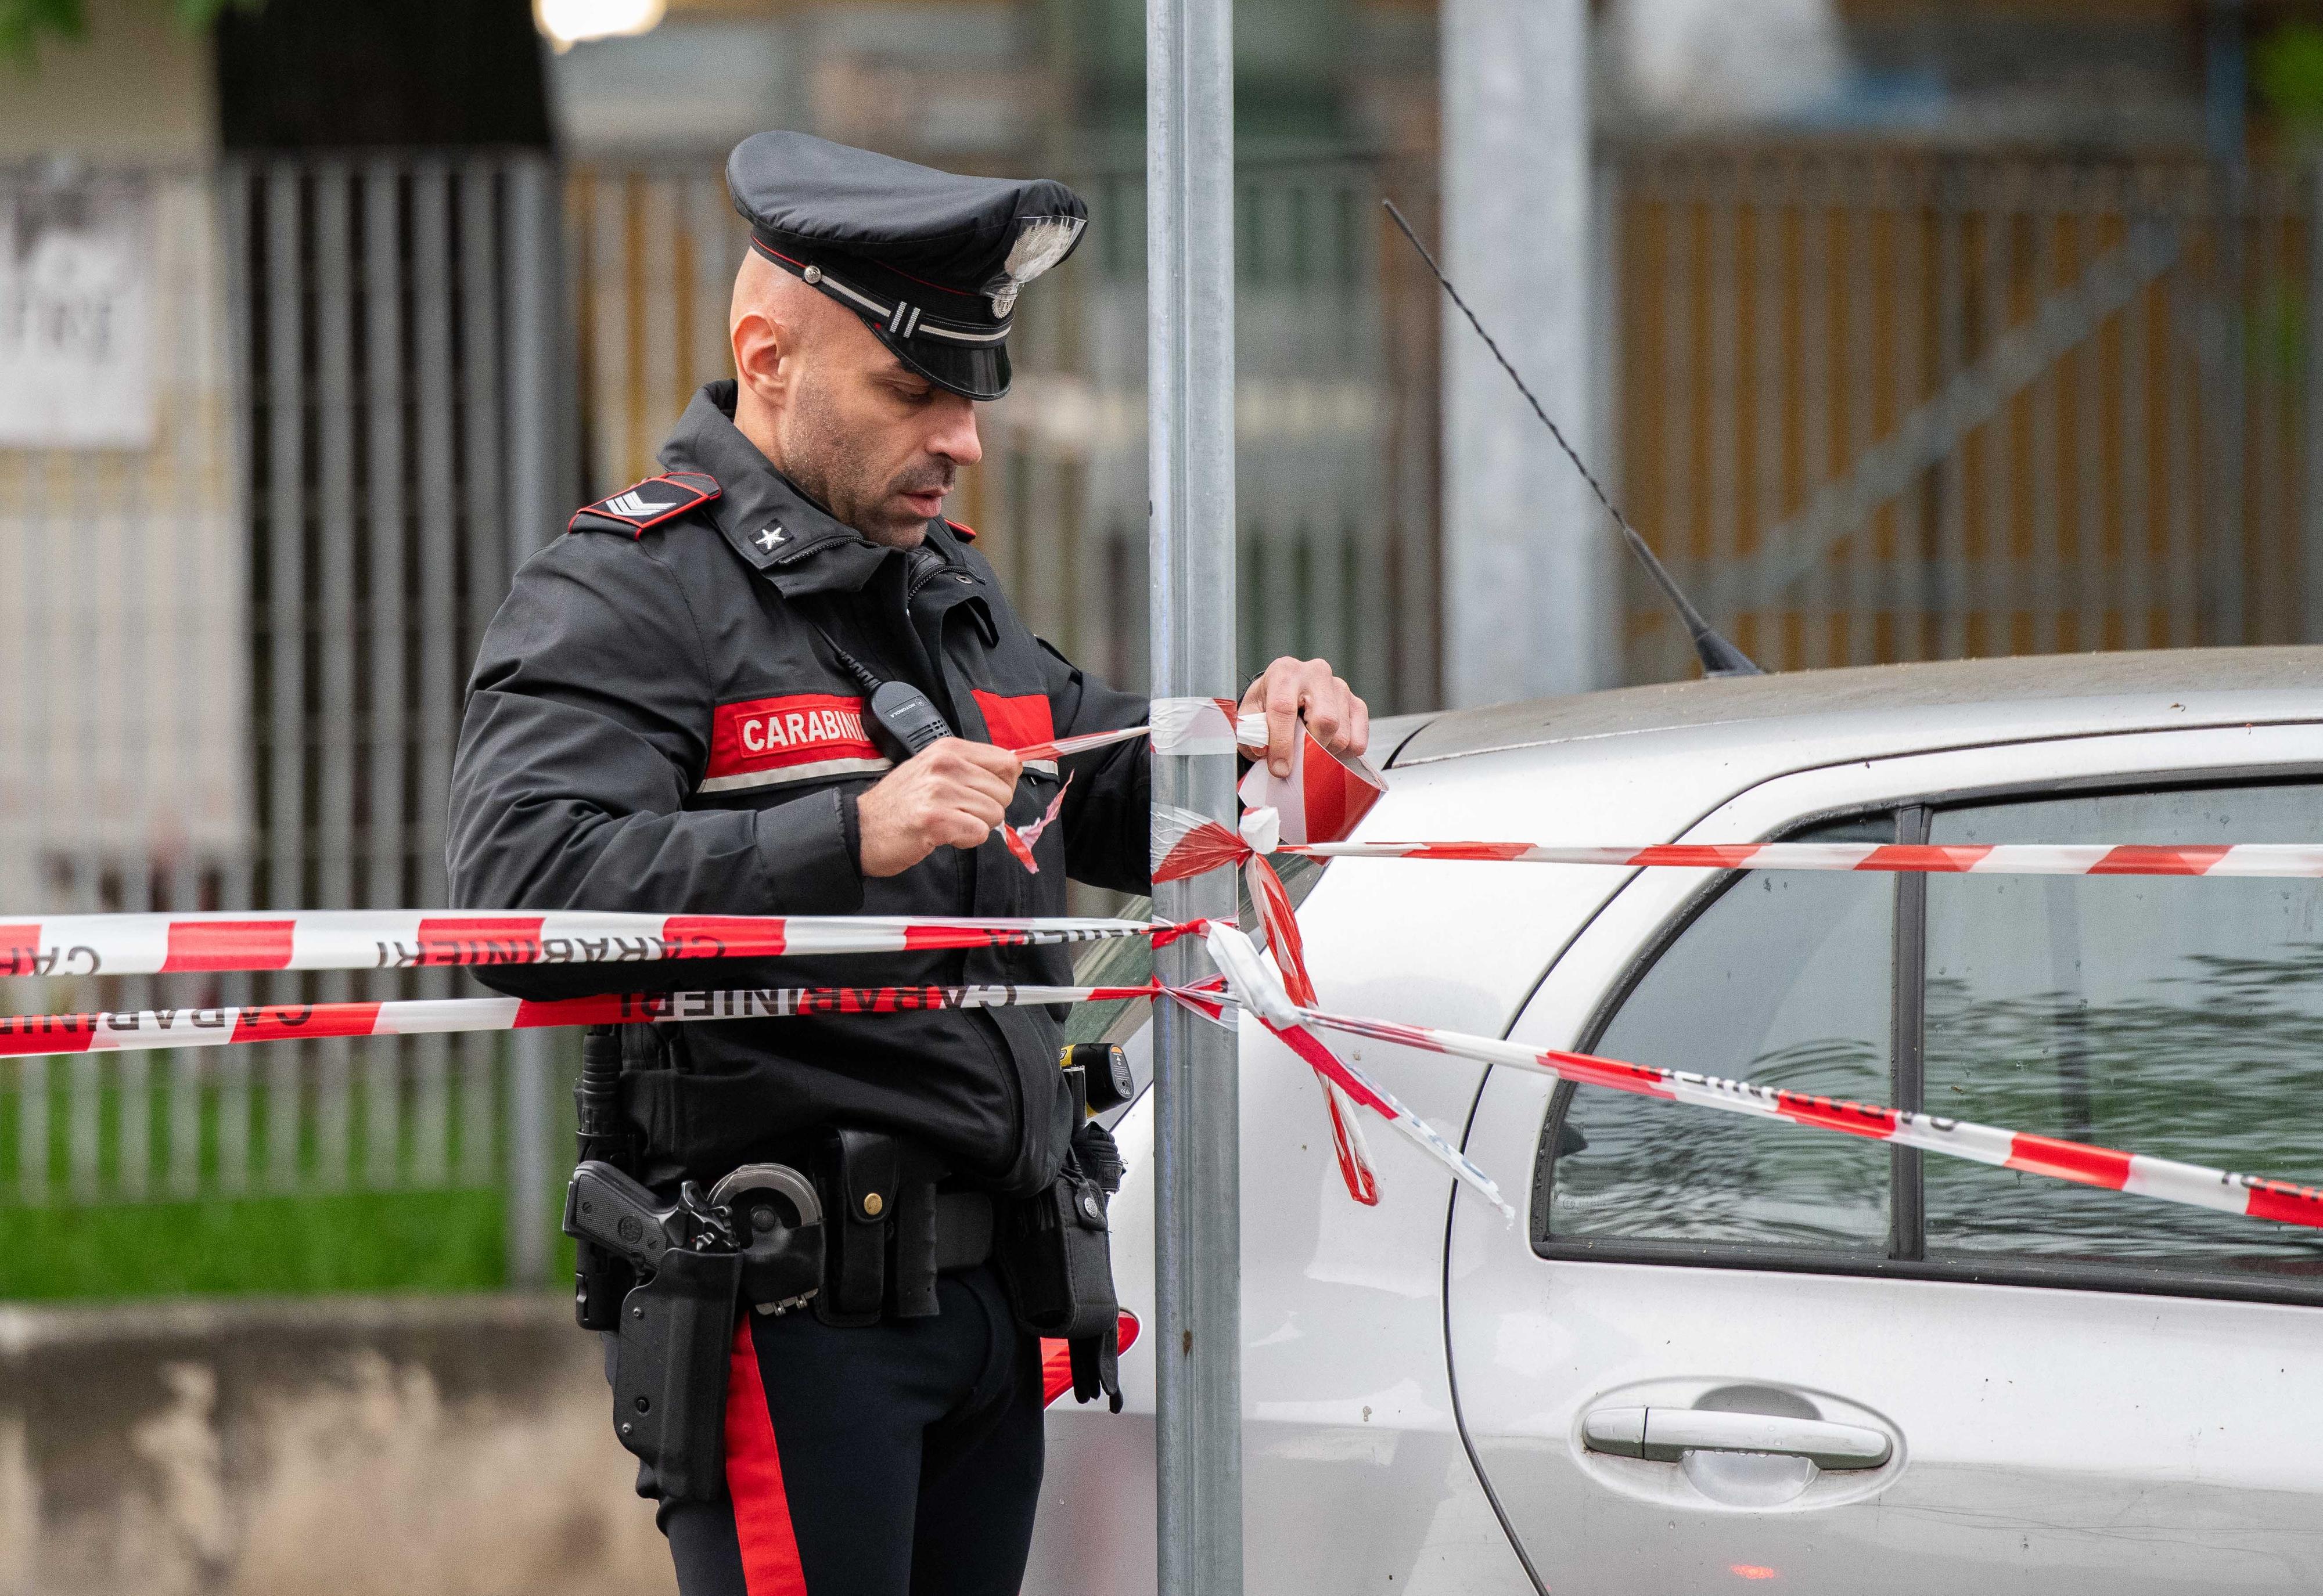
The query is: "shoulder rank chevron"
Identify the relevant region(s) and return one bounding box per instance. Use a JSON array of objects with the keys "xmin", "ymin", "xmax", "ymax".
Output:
[{"xmin": 567, "ymin": 471, "xmax": 721, "ymax": 538}]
